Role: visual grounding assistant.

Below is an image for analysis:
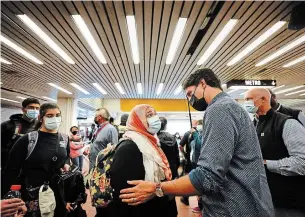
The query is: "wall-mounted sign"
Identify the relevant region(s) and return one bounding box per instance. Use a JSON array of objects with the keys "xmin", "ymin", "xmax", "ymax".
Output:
[{"xmin": 227, "ymin": 80, "xmax": 276, "ymax": 89}]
